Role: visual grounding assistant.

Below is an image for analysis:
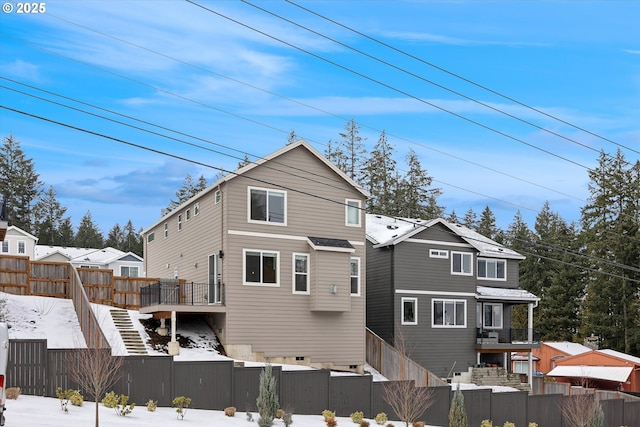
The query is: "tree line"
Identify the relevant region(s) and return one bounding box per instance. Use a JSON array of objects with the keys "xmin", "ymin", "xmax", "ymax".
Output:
[{"xmin": 3, "ymin": 123, "xmax": 640, "ymax": 355}]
